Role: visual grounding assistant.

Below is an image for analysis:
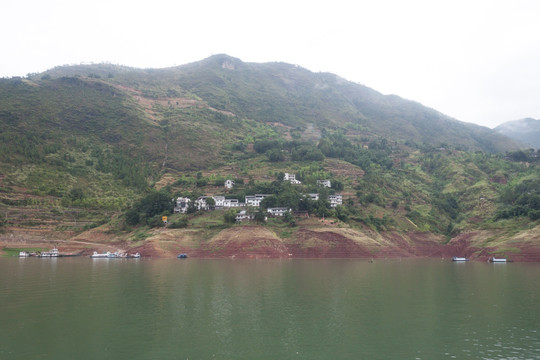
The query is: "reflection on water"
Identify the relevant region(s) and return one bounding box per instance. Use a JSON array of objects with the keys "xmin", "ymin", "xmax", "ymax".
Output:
[{"xmin": 1, "ymin": 258, "xmax": 539, "ymax": 359}]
